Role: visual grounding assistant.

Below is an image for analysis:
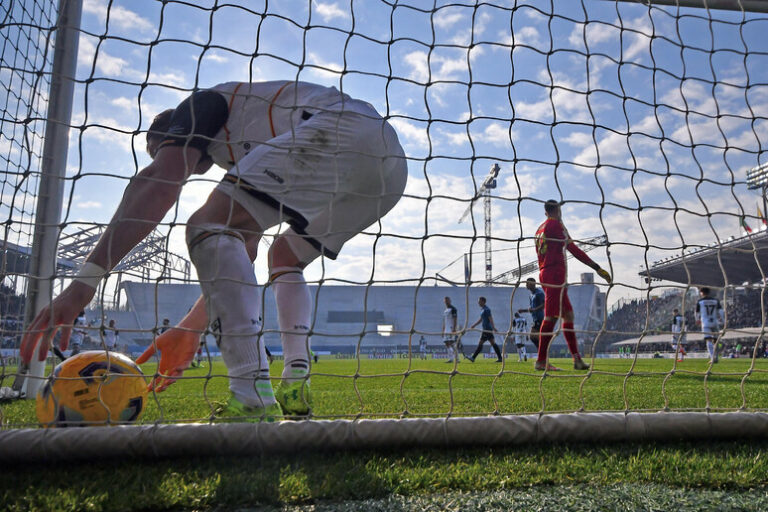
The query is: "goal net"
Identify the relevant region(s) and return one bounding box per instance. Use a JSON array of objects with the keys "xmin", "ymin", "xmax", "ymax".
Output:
[{"xmin": 2, "ymin": 0, "xmax": 768, "ymax": 461}]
